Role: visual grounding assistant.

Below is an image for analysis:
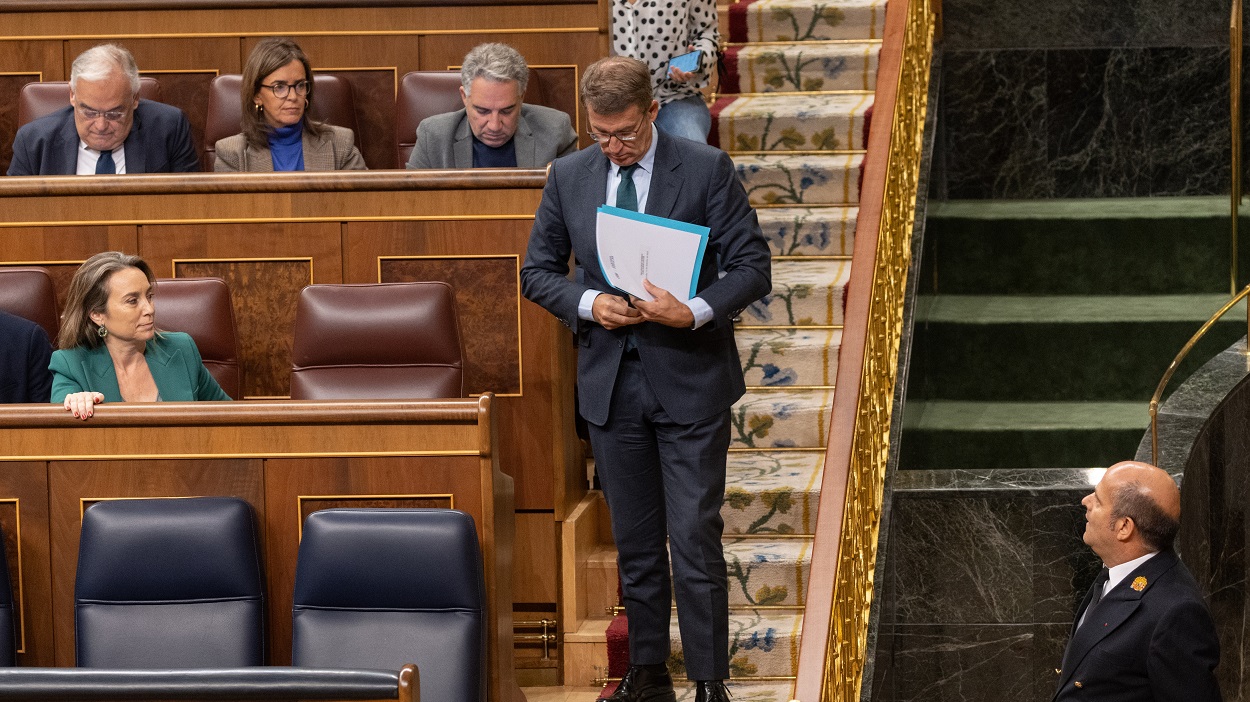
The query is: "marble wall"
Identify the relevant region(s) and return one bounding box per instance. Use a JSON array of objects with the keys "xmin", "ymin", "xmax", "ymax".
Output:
[
  {"xmin": 870, "ymin": 470, "xmax": 1101, "ymax": 702},
  {"xmin": 934, "ymin": 0, "xmax": 1241, "ymax": 199}
]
